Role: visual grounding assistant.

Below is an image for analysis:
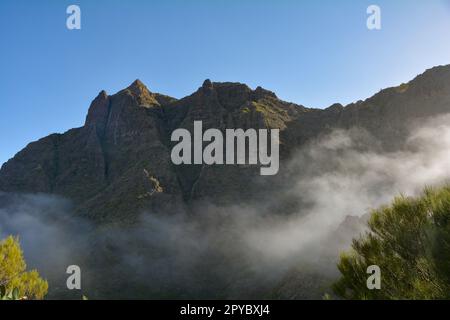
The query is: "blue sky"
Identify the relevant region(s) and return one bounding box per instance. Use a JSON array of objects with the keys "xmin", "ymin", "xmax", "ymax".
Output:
[{"xmin": 1, "ymin": 0, "xmax": 450, "ymax": 166}]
